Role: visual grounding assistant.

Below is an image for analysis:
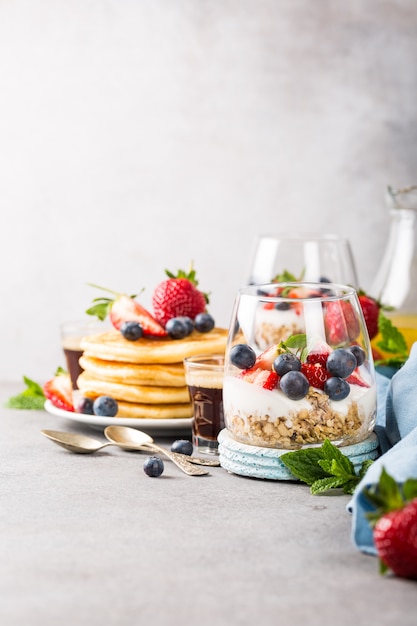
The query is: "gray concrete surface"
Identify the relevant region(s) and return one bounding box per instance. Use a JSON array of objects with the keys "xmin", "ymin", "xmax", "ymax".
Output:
[{"xmin": 1, "ymin": 383, "xmax": 416, "ymax": 626}]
